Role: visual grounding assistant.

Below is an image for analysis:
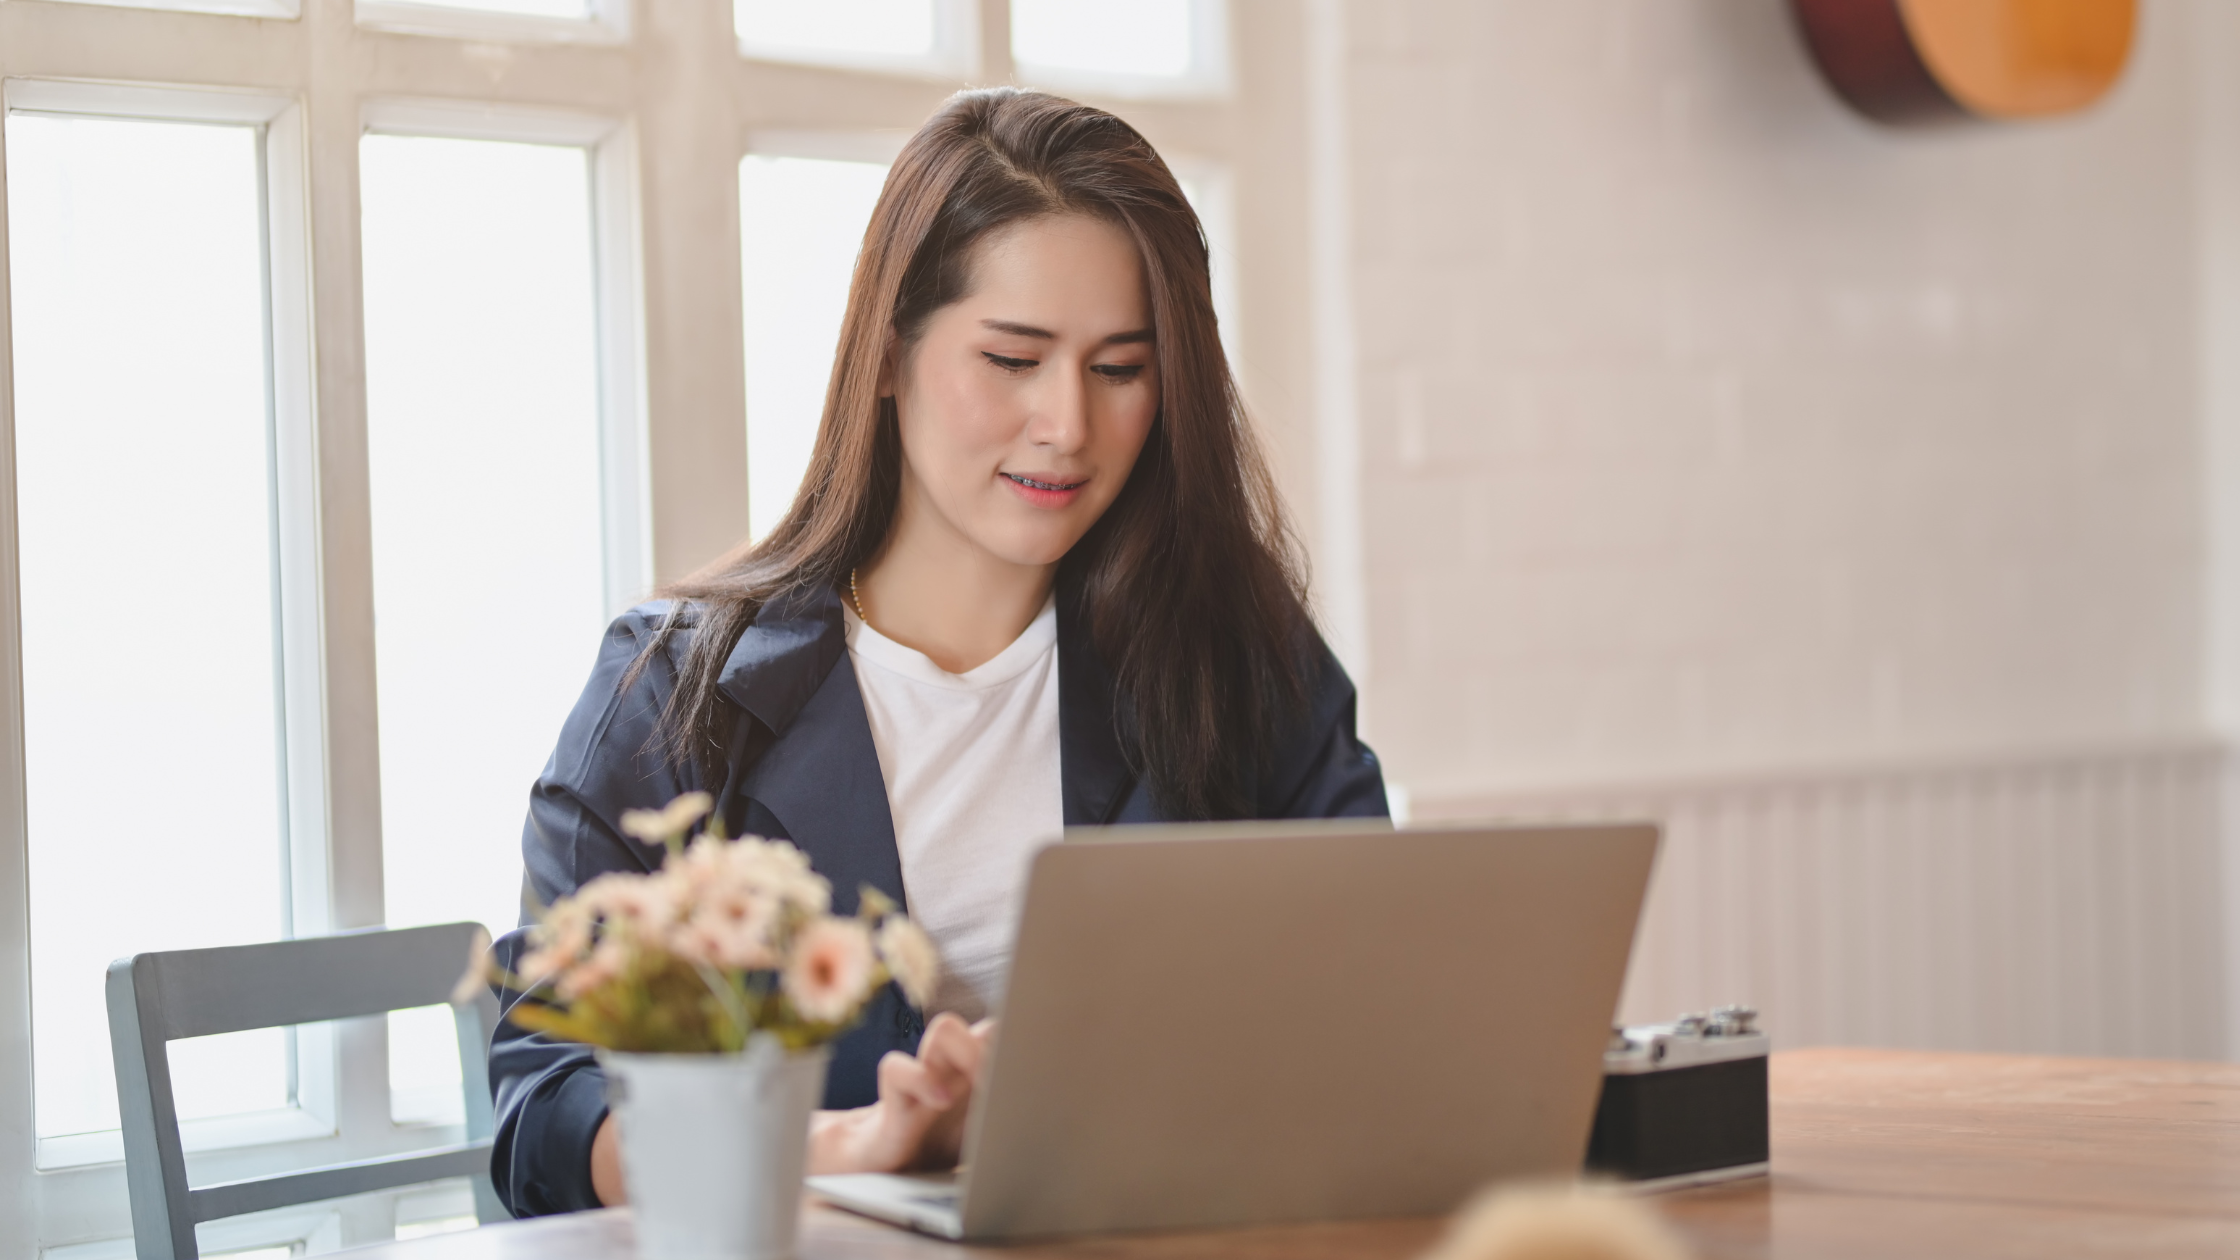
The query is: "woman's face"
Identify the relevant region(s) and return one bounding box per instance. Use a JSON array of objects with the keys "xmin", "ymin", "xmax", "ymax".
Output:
[{"xmin": 887, "ymin": 213, "xmax": 1159, "ymax": 570}]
